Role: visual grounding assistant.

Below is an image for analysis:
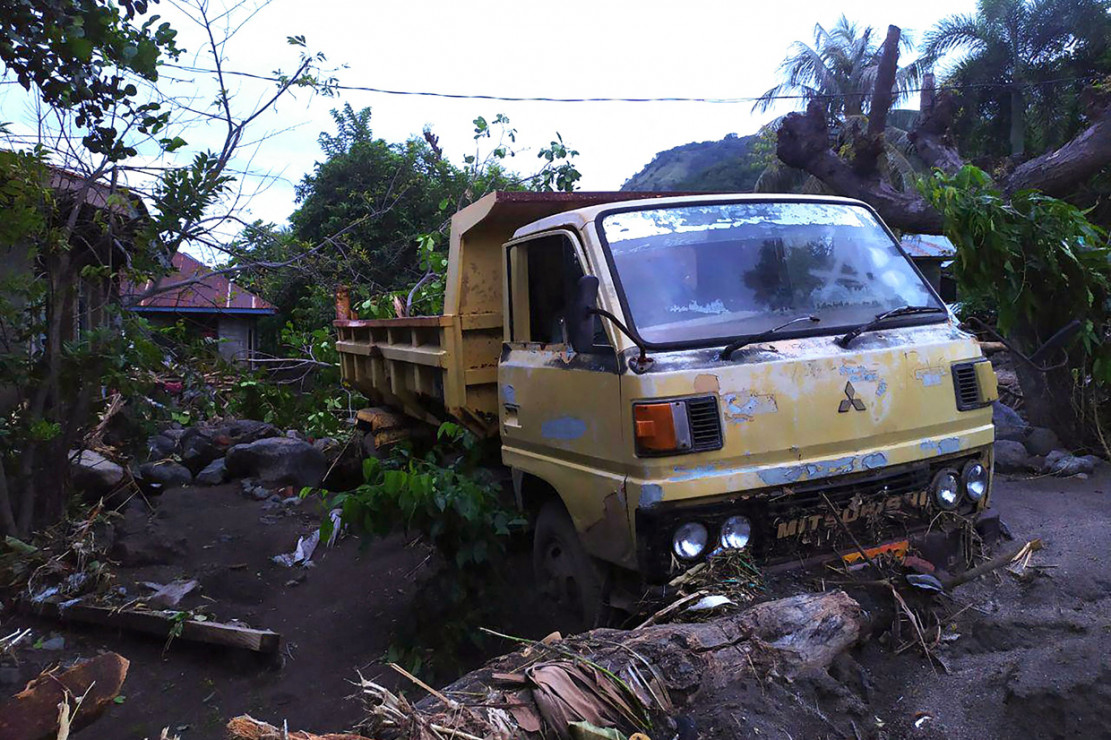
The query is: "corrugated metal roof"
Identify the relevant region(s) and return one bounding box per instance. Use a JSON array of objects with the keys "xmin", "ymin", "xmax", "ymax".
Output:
[
  {"xmin": 901, "ymin": 234, "xmax": 956, "ymax": 259},
  {"xmin": 123, "ymin": 252, "xmax": 276, "ymax": 314}
]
